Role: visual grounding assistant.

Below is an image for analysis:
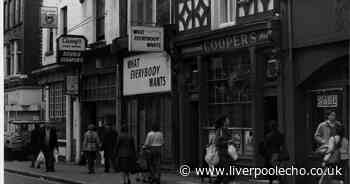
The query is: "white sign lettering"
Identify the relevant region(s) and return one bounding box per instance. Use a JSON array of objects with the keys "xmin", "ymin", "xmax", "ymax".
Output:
[
  {"xmin": 317, "ymin": 95, "xmax": 338, "ymax": 108},
  {"xmin": 123, "ymin": 52, "xmax": 171, "ymax": 96},
  {"xmin": 128, "ymin": 26, "xmax": 164, "ymax": 52},
  {"xmin": 58, "ymin": 36, "xmax": 86, "ymax": 51}
]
